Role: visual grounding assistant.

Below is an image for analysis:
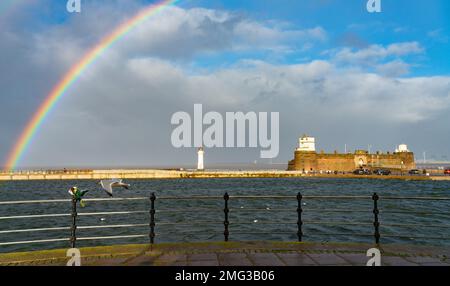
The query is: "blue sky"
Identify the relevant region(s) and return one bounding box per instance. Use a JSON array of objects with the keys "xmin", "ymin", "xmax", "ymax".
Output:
[
  {"xmin": 13, "ymin": 0, "xmax": 450, "ymax": 75},
  {"xmin": 189, "ymin": 0, "xmax": 450, "ymax": 75},
  {"xmin": 1, "ymin": 0, "xmax": 450, "ymax": 168}
]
